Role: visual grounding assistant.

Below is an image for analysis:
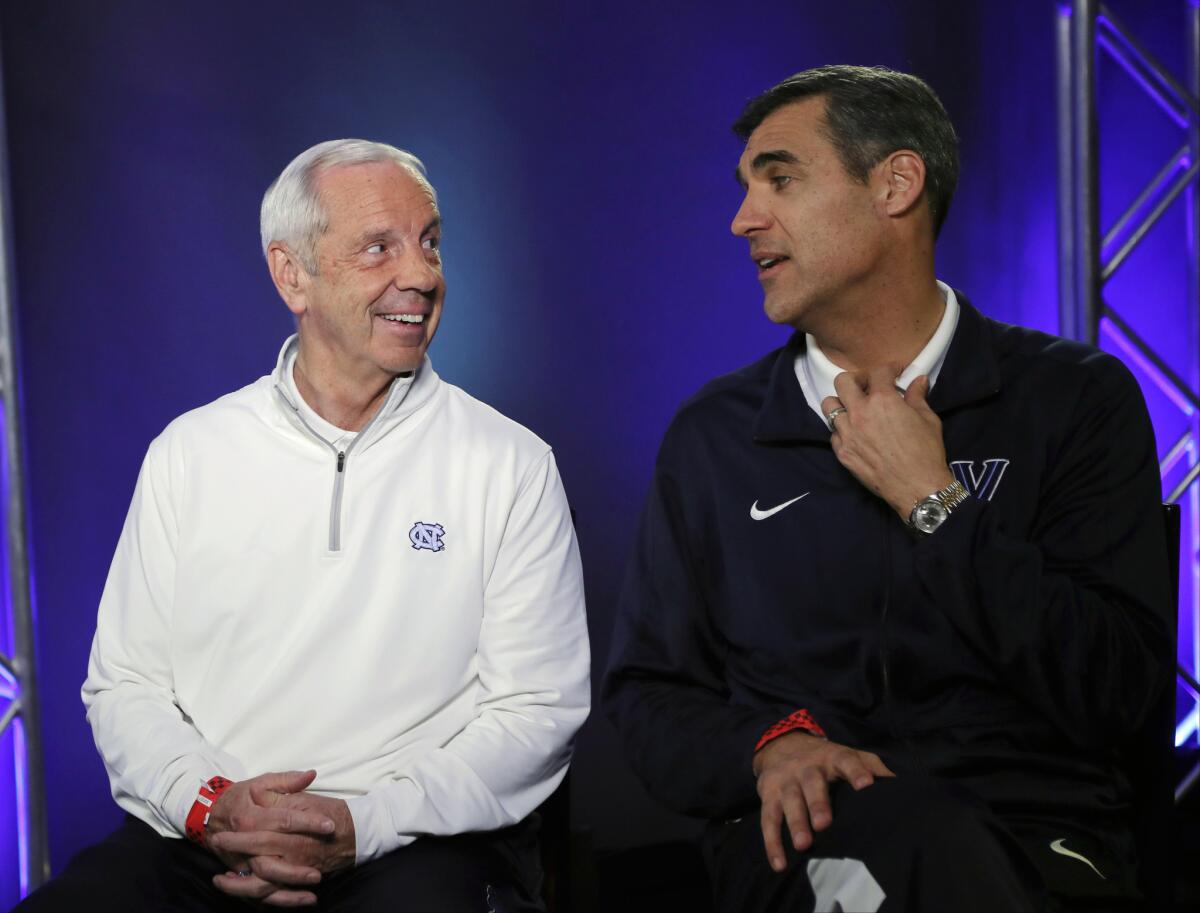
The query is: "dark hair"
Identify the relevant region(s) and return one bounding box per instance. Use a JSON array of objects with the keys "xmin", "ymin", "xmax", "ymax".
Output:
[{"xmin": 733, "ymin": 65, "xmax": 959, "ymax": 237}]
